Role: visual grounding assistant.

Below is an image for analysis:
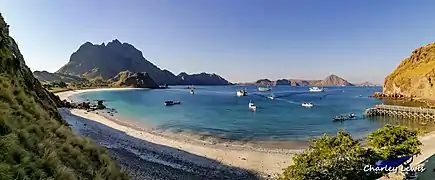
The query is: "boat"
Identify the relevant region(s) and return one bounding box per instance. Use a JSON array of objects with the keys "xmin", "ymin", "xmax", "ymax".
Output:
[
  {"xmin": 190, "ymin": 89, "xmax": 195, "ymax": 94},
  {"xmin": 164, "ymin": 101, "xmax": 181, "ymax": 106},
  {"xmin": 258, "ymin": 86, "xmax": 271, "ymax": 92},
  {"xmin": 333, "ymin": 114, "xmax": 356, "ymax": 121},
  {"xmin": 332, "ymin": 116, "xmax": 346, "ymax": 121},
  {"xmin": 301, "ymin": 102, "xmax": 313, "ymax": 108},
  {"xmin": 248, "ymin": 101, "xmax": 257, "ymax": 111},
  {"xmin": 309, "ymin": 87, "xmax": 324, "ymax": 92},
  {"xmin": 268, "ymin": 93, "xmax": 275, "ymax": 100},
  {"xmin": 237, "ymin": 89, "xmax": 248, "ymax": 97}
]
